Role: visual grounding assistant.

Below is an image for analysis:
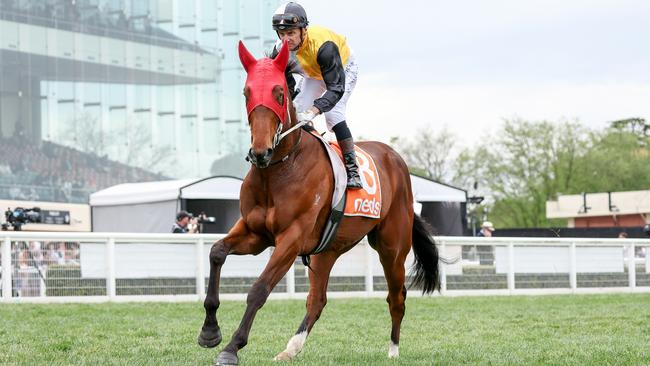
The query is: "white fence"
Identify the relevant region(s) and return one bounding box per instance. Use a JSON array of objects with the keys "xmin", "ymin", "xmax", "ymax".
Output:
[{"xmin": 1, "ymin": 232, "xmax": 650, "ymax": 303}]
